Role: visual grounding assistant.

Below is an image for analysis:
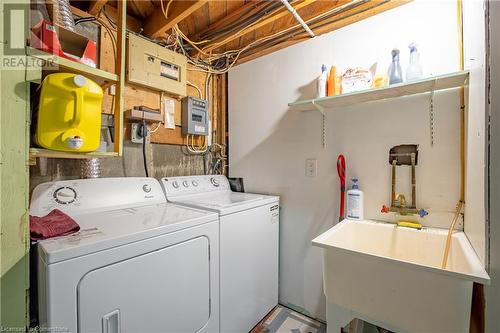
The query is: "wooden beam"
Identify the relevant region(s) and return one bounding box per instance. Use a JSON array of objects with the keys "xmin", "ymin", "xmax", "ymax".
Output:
[
  {"xmin": 195, "ymin": 0, "xmax": 270, "ymax": 38},
  {"xmin": 70, "ymin": 4, "xmax": 142, "ymax": 32},
  {"xmin": 88, "ymin": 0, "xmax": 109, "ymax": 16},
  {"xmin": 143, "ymin": 0, "xmax": 208, "ymax": 39},
  {"xmin": 236, "ymin": 0, "xmax": 410, "ymax": 65},
  {"xmin": 115, "ymin": 0, "xmax": 126, "ymax": 156},
  {"xmin": 199, "ymin": 0, "xmax": 318, "ymax": 53}
]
